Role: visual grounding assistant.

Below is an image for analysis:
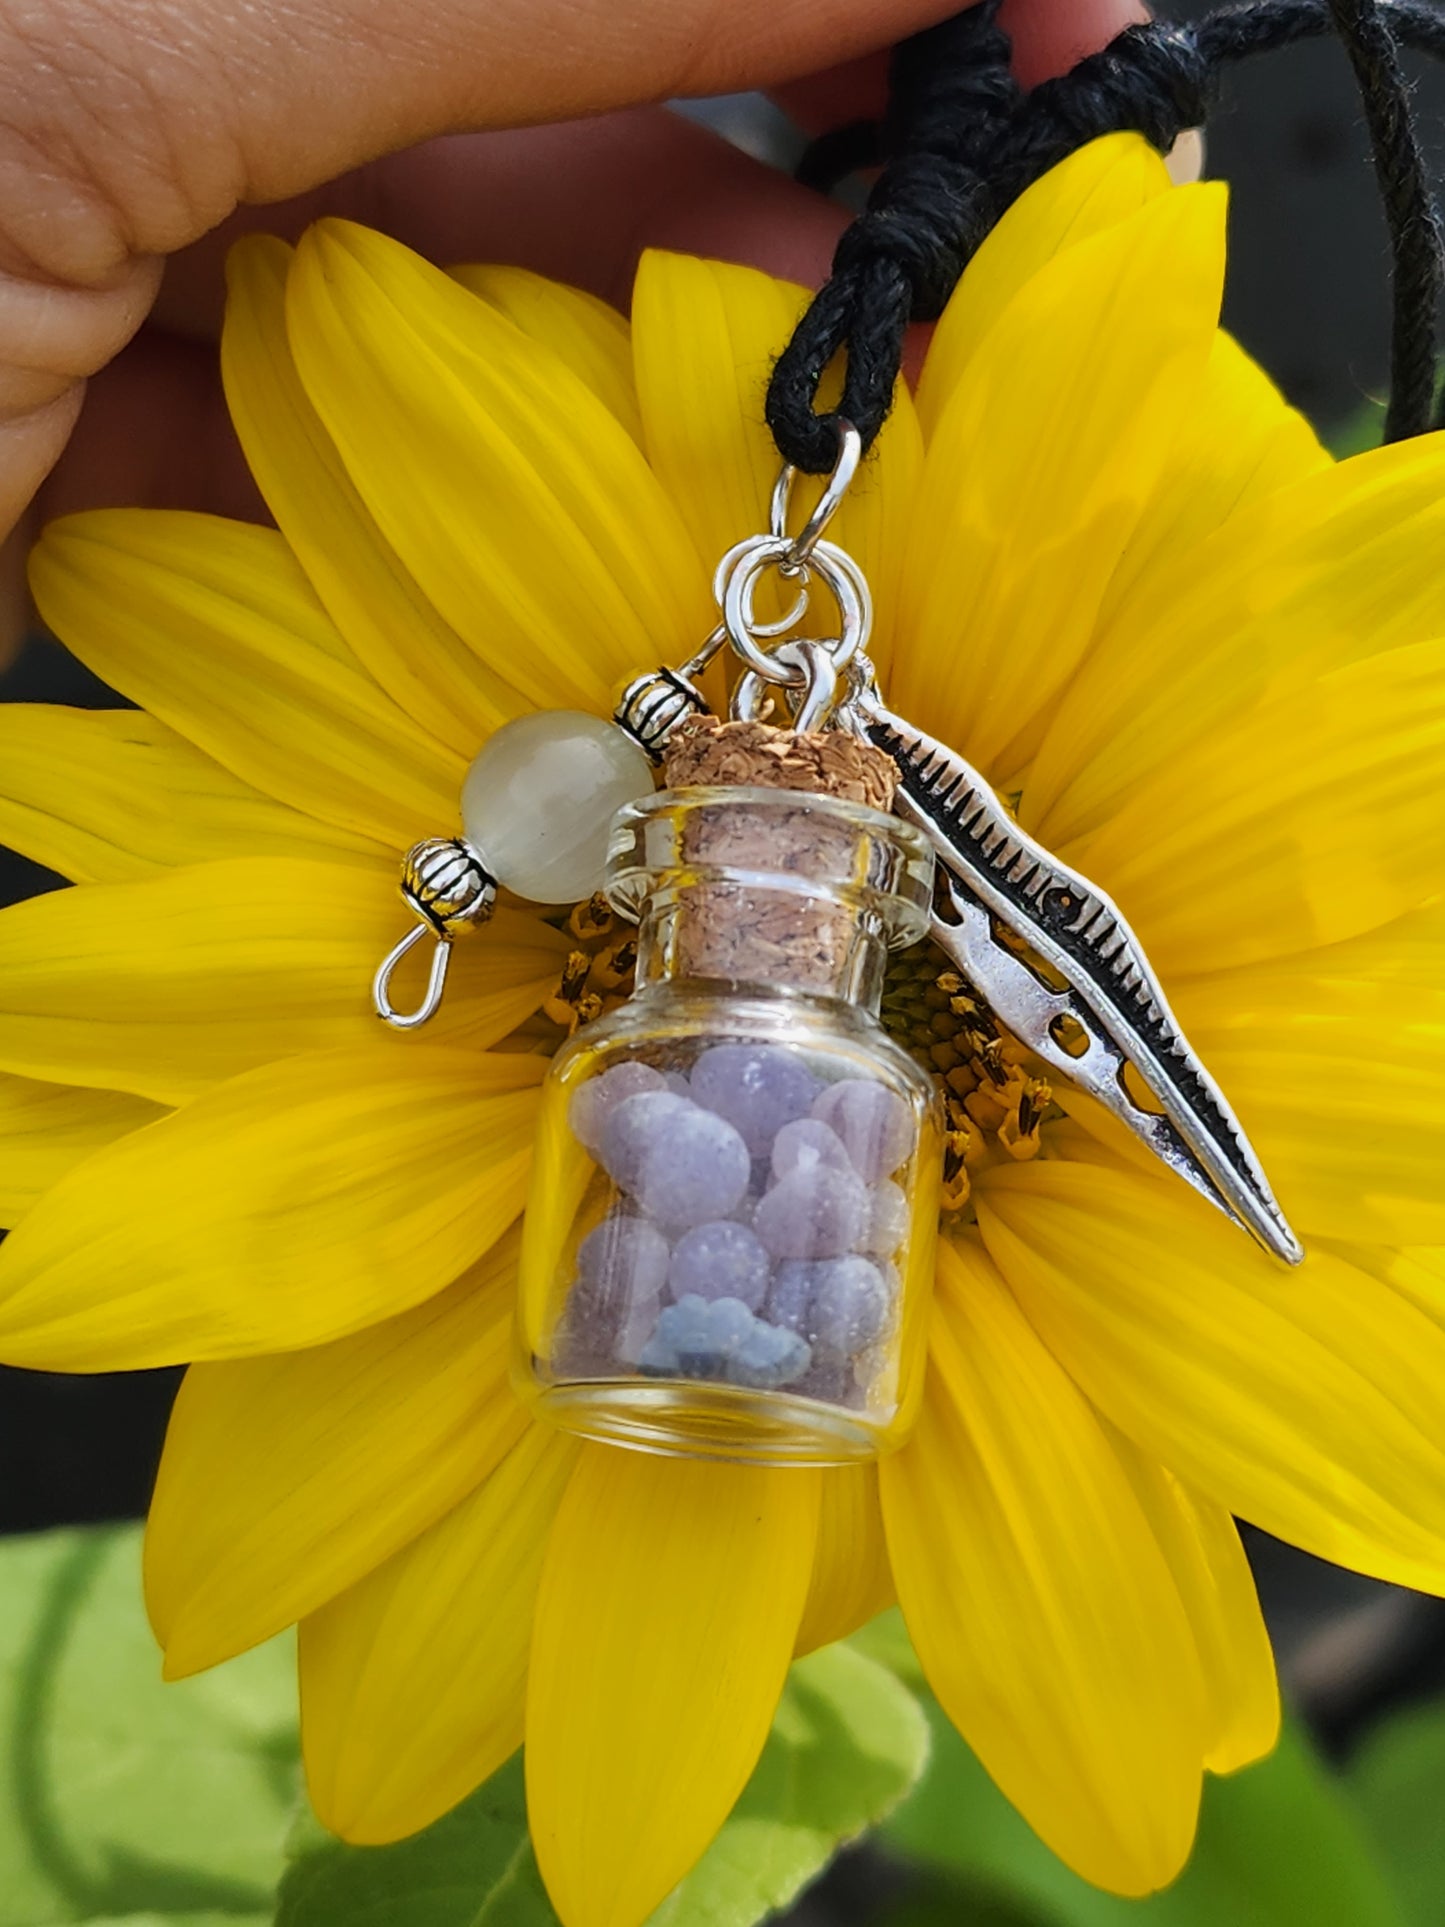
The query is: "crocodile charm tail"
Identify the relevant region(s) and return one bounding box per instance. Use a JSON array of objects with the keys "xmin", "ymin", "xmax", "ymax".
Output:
[{"xmin": 847, "ymin": 696, "xmax": 1303, "ymax": 1266}]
